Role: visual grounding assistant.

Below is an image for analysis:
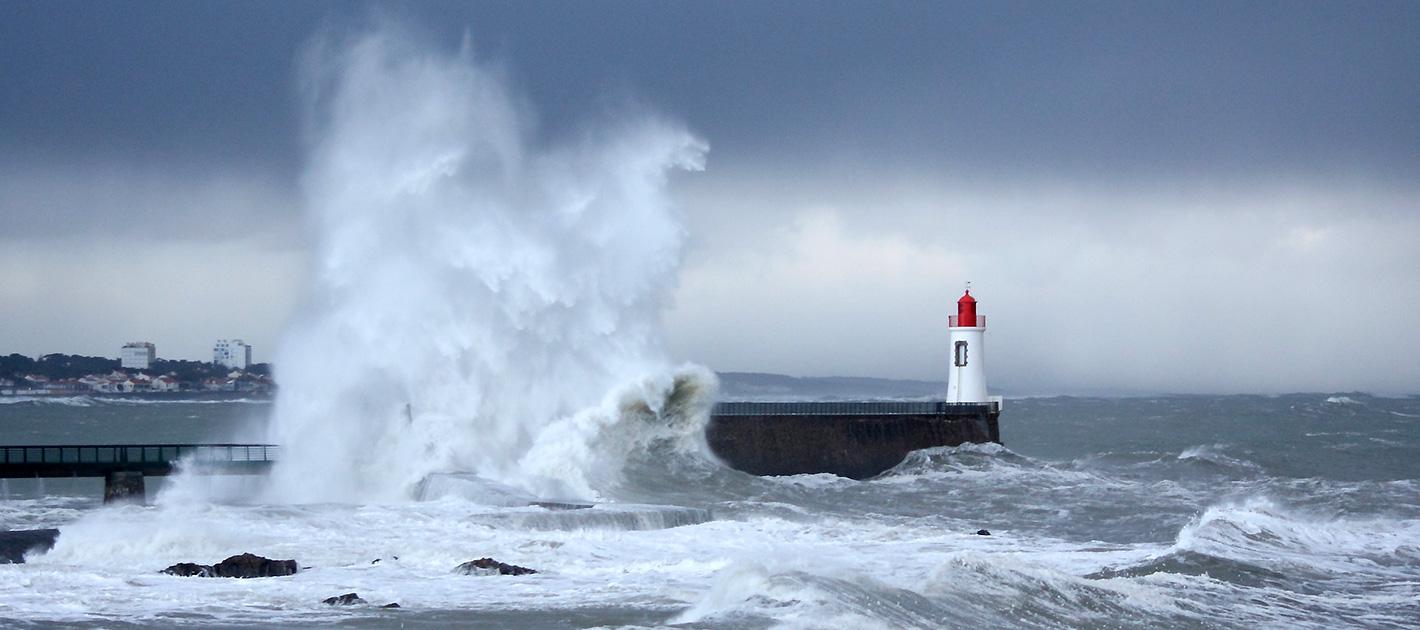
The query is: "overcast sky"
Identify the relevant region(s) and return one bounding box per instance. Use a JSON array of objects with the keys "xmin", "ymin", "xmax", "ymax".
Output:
[{"xmin": 2, "ymin": 1, "xmax": 1417, "ymax": 394}]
